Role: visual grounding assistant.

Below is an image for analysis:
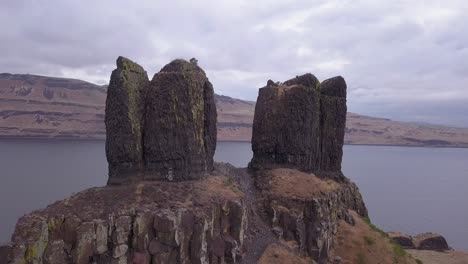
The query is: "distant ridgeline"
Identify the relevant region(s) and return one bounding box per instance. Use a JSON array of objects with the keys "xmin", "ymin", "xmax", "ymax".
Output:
[{"xmin": 5, "ymin": 57, "xmax": 428, "ymax": 264}]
